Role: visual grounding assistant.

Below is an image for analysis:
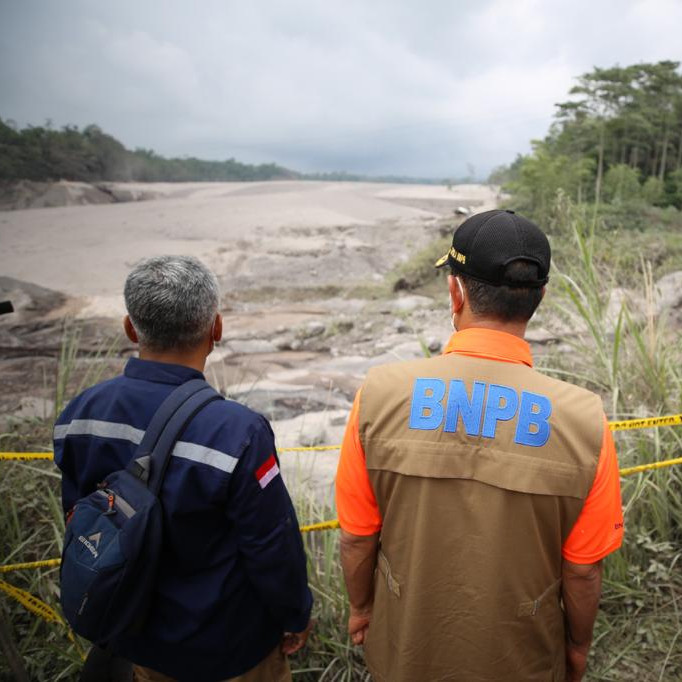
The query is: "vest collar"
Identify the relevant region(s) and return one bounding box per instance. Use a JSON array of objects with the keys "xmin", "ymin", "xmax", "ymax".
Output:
[{"xmin": 443, "ymin": 328, "xmax": 533, "ymax": 367}]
